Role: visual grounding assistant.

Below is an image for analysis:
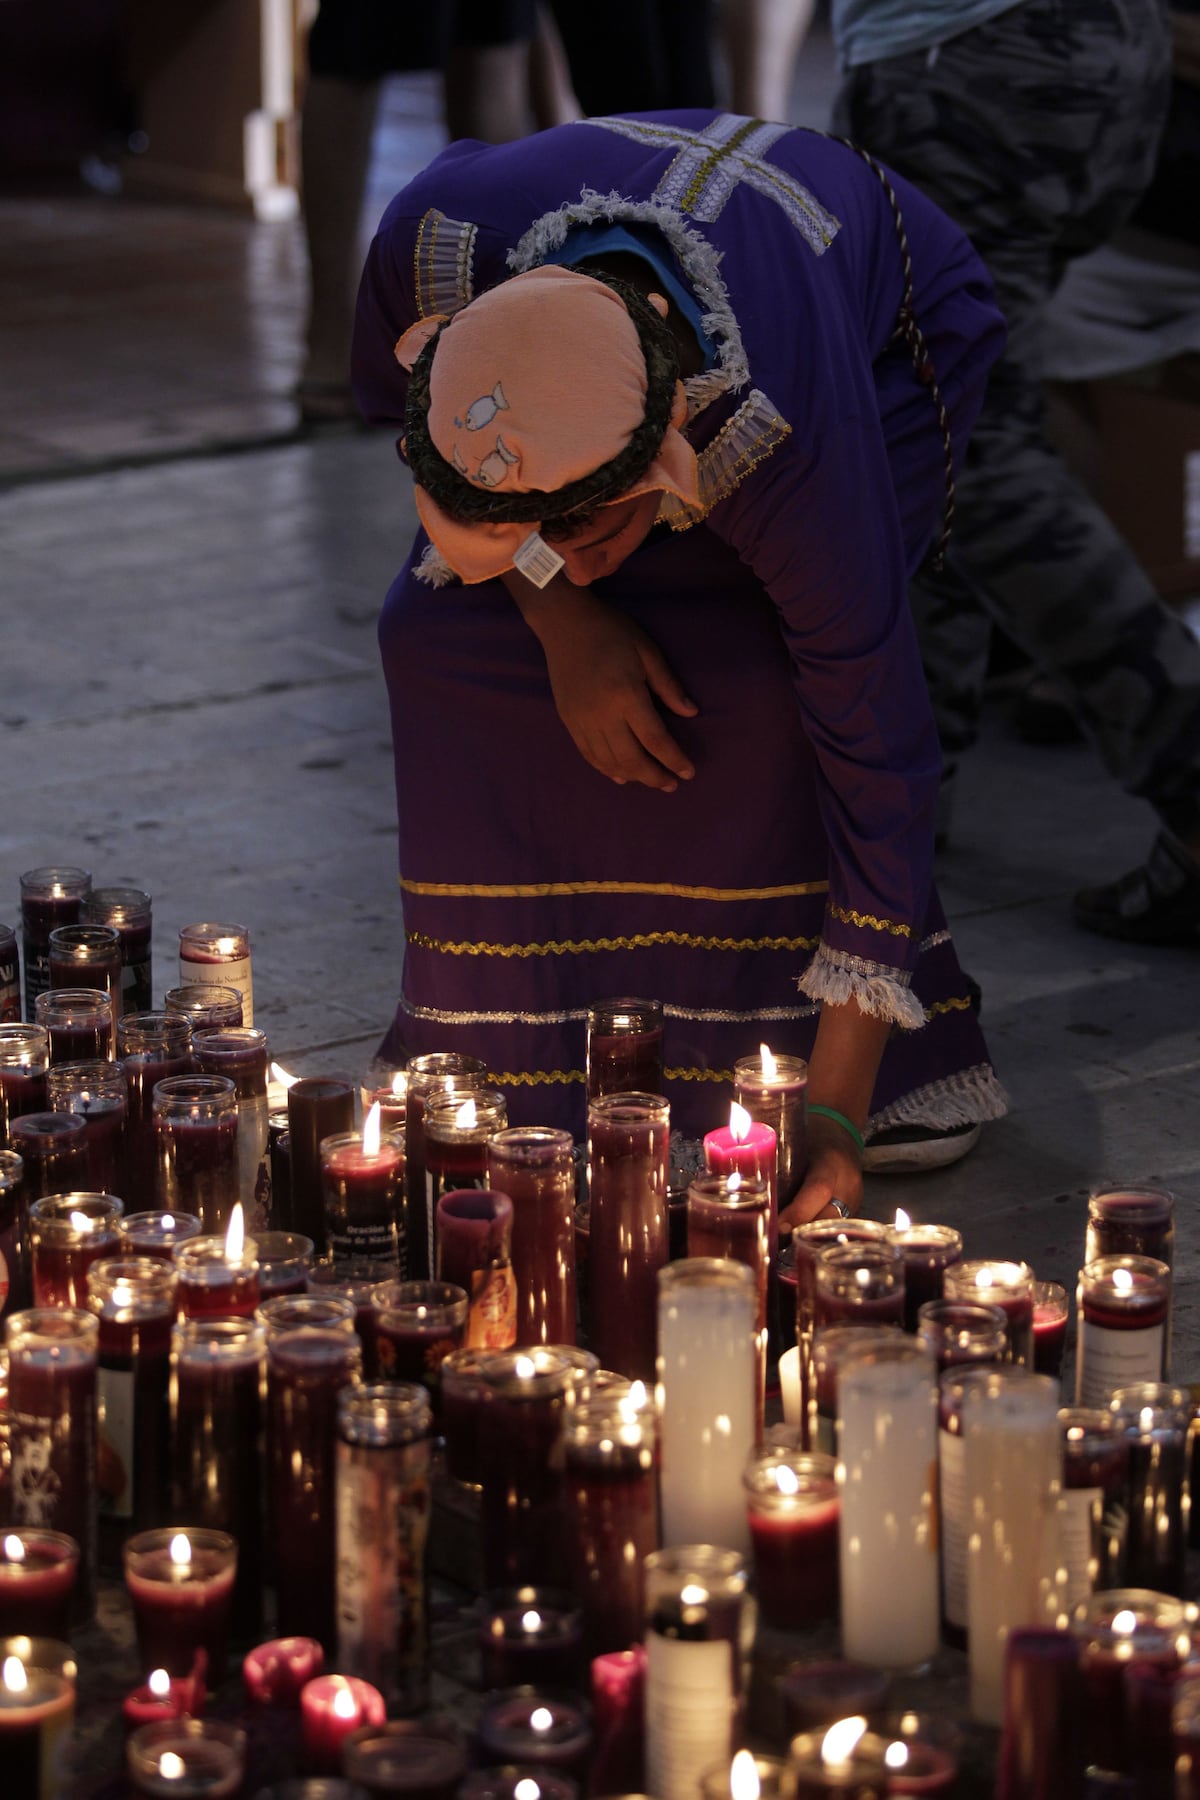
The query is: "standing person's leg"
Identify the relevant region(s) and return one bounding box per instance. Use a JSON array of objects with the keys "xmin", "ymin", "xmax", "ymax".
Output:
[
  {"xmin": 299, "ymin": 71, "xmax": 382, "ymax": 411},
  {"xmin": 443, "ymin": 0, "xmax": 539, "ymax": 142},
  {"xmin": 547, "ymin": 0, "xmax": 715, "ymax": 116},
  {"xmin": 720, "ymin": 0, "xmax": 816, "ymax": 121},
  {"xmin": 839, "ymin": 2, "xmax": 1200, "ymax": 932}
]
